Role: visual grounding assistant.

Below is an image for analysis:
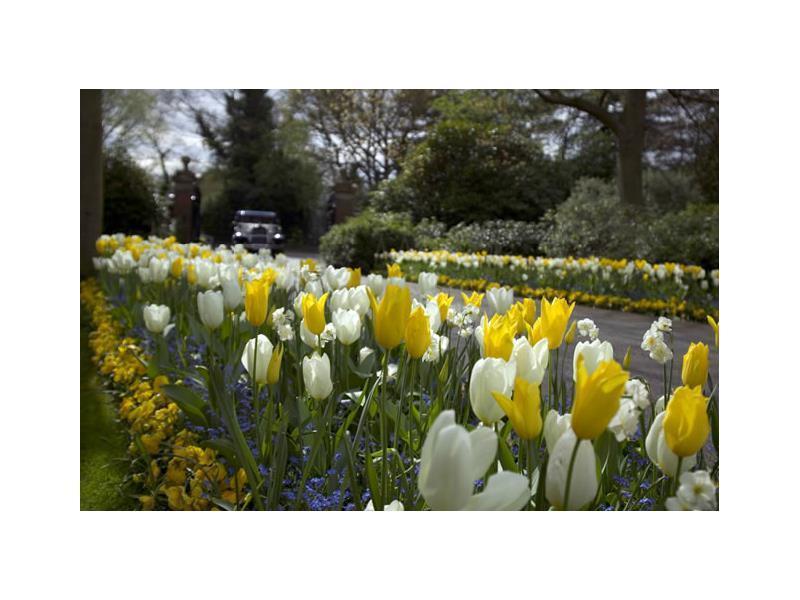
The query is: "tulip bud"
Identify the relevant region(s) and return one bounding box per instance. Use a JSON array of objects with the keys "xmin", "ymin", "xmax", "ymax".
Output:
[
  {"xmin": 545, "ymin": 428, "xmax": 598, "ymax": 510},
  {"xmin": 170, "ymin": 256, "xmax": 183, "ymax": 279},
  {"xmin": 482, "ymin": 314, "xmax": 515, "ymax": 361},
  {"xmin": 572, "ymin": 339, "xmax": 614, "ymax": 381},
  {"xmin": 469, "ymin": 357, "xmax": 516, "ymax": 424},
  {"xmin": 143, "ymin": 304, "xmax": 170, "ymax": 334},
  {"xmin": 622, "ymin": 346, "xmax": 632, "ymax": 370},
  {"xmin": 241, "ymin": 334, "xmax": 274, "ymax": 385},
  {"xmin": 707, "ymin": 315, "xmax": 719, "ymax": 347},
  {"xmin": 663, "ymin": 385, "xmax": 710, "ymax": 457},
  {"xmin": 543, "ymin": 409, "xmax": 572, "ymax": 453},
  {"xmin": 405, "ymin": 306, "xmax": 431, "ymax": 359},
  {"xmin": 491, "ymin": 377, "xmax": 542, "ymax": 440},
  {"xmin": 245, "ymin": 280, "xmax": 269, "ymax": 327},
  {"xmin": 681, "ymin": 342, "xmax": 709, "ymax": 389},
  {"xmin": 367, "ymin": 284, "xmax": 411, "ymax": 350},
  {"xmin": 332, "ymin": 308, "xmax": 362, "ymax": 346},
  {"xmin": 347, "ymin": 268, "xmax": 362, "ymax": 288},
  {"xmin": 564, "ymin": 320, "xmax": 577, "ymax": 344},
  {"xmin": 267, "ymin": 343, "xmax": 283, "ymax": 385},
  {"xmin": 197, "ymin": 290, "xmax": 224, "ymax": 330},
  {"xmin": 418, "ymin": 272, "xmax": 438, "ymax": 298},
  {"xmin": 571, "ymin": 355, "xmax": 628, "ymax": 440},
  {"xmin": 303, "ymin": 352, "xmax": 333, "ymax": 400},
  {"xmin": 301, "ymin": 292, "xmax": 329, "ymax": 336},
  {"xmin": 511, "ymin": 336, "xmax": 549, "ymax": 385},
  {"xmin": 645, "ymin": 411, "xmax": 697, "ymax": 476}
]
